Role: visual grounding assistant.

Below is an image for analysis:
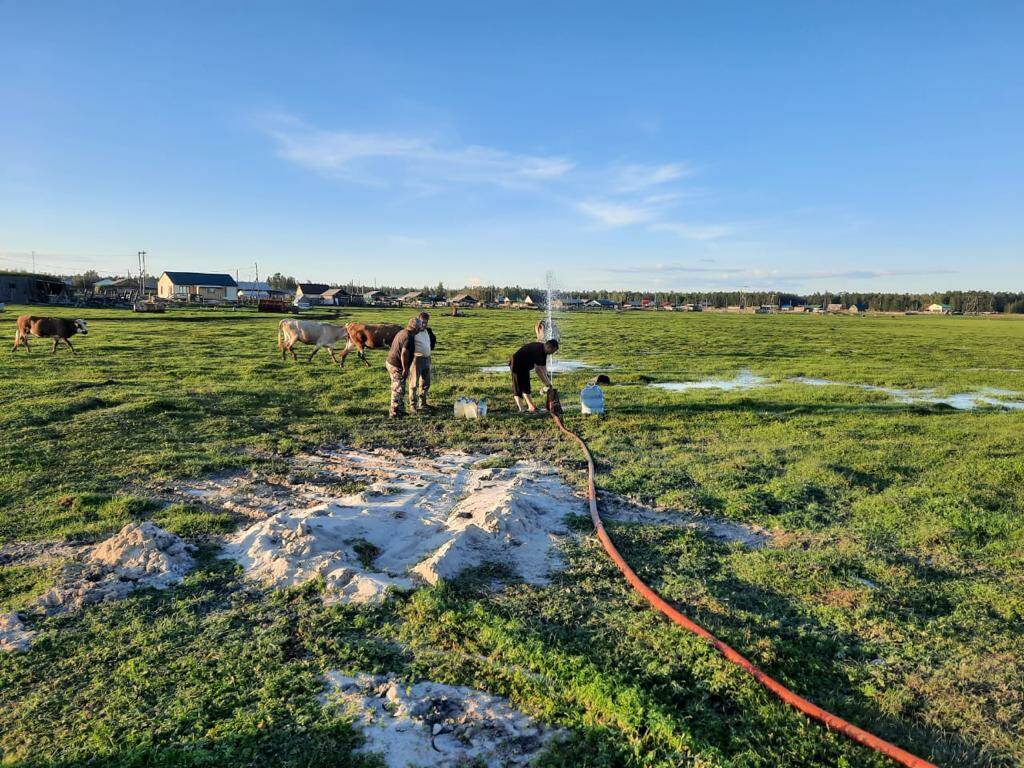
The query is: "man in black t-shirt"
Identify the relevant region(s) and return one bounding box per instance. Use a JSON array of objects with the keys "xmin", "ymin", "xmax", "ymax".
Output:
[{"xmin": 508, "ymin": 338, "xmax": 559, "ymax": 413}]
